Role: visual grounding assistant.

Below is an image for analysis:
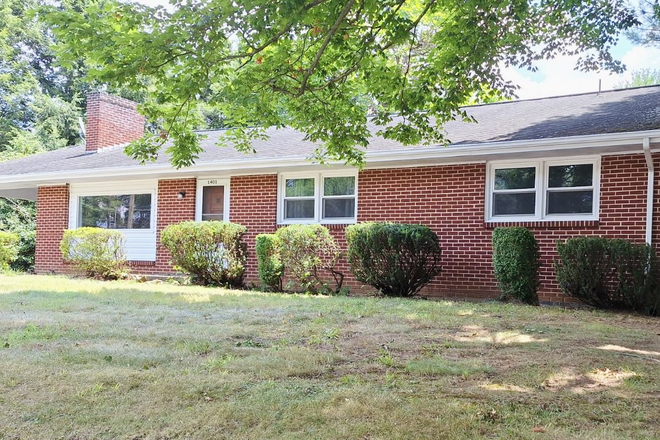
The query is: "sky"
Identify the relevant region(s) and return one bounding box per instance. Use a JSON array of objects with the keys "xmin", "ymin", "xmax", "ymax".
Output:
[{"xmin": 134, "ymin": 0, "xmax": 660, "ymax": 100}]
